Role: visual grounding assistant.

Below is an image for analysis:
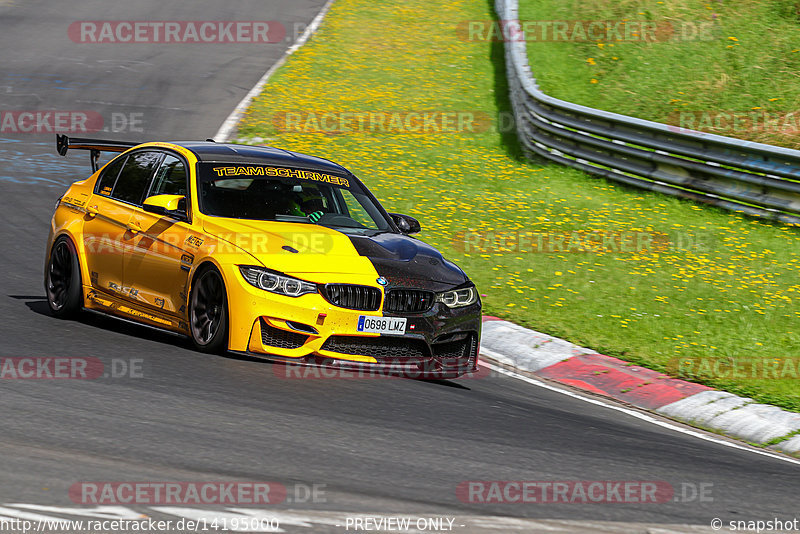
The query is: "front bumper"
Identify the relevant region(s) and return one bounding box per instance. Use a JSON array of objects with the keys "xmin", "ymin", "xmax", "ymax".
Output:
[{"xmin": 224, "ymin": 268, "xmax": 481, "ymax": 378}]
